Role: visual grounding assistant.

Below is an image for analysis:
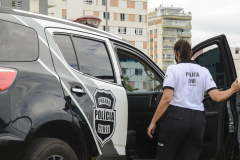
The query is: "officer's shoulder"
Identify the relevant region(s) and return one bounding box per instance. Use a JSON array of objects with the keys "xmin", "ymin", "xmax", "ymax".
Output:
[
  {"xmin": 166, "ymin": 64, "xmax": 176, "ymax": 71},
  {"xmin": 198, "ymin": 65, "xmax": 210, "ymax": 73}
]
